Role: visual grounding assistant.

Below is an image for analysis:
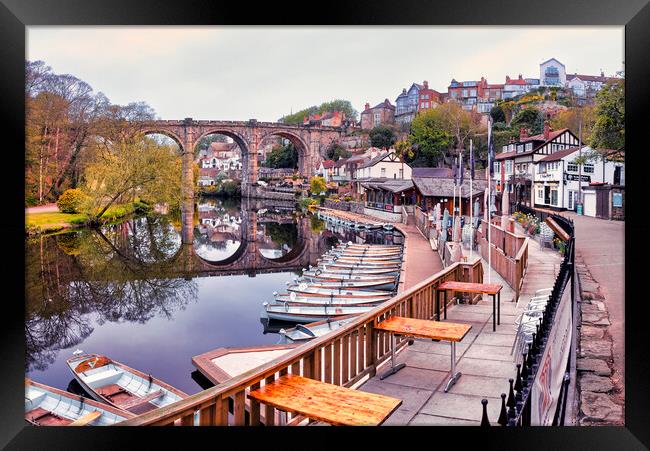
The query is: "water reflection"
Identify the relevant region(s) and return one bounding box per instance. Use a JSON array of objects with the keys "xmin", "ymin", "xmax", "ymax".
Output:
[{"xmin": 25, "ymin": 199, "xmax": 404, "ymax": 394}]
